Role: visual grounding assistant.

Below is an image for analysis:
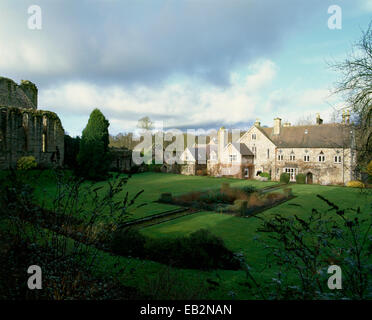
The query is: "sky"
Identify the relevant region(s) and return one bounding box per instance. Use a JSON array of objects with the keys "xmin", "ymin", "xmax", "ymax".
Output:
[{"xmin": 0, "ymin": 0, "xmax": 371, "ymax": 136}]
